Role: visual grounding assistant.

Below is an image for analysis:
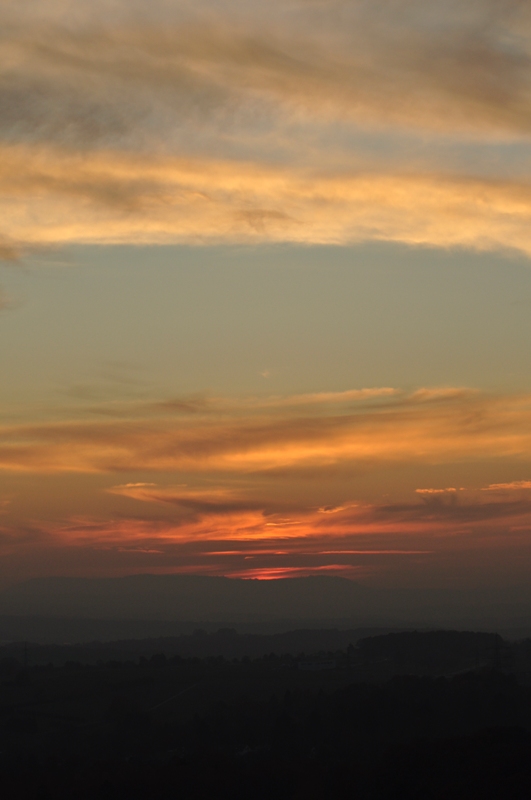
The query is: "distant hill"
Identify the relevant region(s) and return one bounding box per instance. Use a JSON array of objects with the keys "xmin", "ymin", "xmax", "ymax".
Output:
[
  {"xmin": 0, "ymin": 628, "xmax": 505, "ymax": 669},
  {"xmin": 0, "ymin": 626, "xmax": 394, "ymax": 665},
  {"xmin": 1, "ymin": 575, "xmax": 531, "ymax": 640}
]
